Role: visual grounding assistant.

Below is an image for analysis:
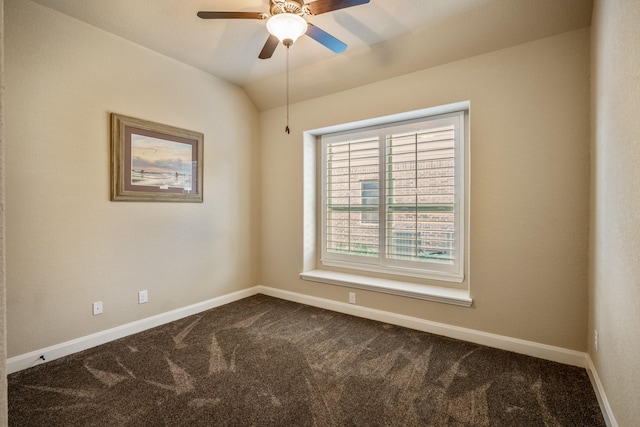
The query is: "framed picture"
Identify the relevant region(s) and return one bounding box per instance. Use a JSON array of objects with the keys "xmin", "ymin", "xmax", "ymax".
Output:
[{"xmin": 111, "ymin": 113, "xmax": 203, "ymax": 202}]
